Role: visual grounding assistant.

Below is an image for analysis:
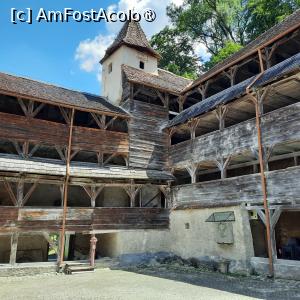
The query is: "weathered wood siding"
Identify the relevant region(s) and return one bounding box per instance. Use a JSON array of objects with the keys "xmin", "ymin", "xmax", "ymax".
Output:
[
  {"xmin": 172, "ymin": 166, "xmax": 300, "ymax": 207},
  {"xmin": 0, "ymin": 112, "xmax": 129, "ymax": 154},
  {"xmin": 123, "ymin": 100, "xmax": 168, "ymax": 170},
  {"xmin": 170, "ymin": 103, "xmax": 300, "ymax": 167},
  {"xmin": 0, "ymin": 208, "xmax": 169, "ymax": 233}
]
